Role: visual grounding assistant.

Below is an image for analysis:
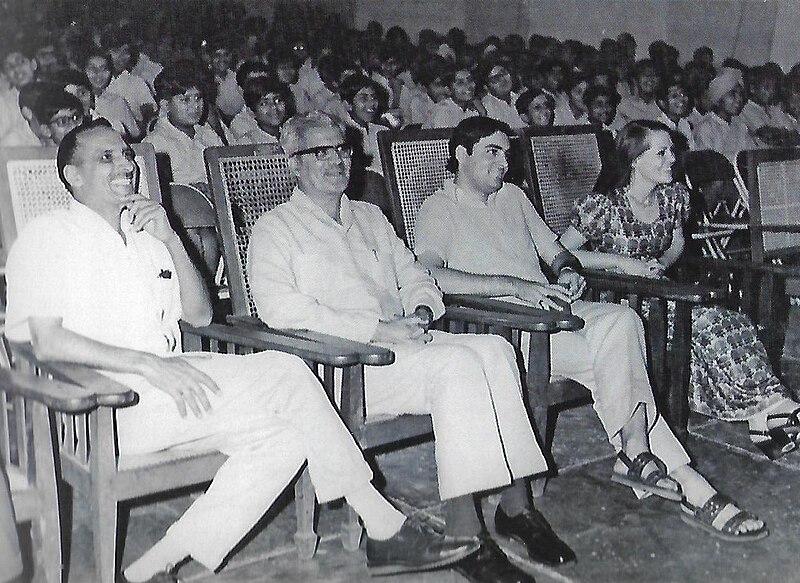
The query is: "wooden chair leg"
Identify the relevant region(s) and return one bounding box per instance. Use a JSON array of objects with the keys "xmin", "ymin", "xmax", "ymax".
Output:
[
  {"xmin": 90, "ymin": 485, "xmax": 118, "ymax": 583},
  {"xmin": 31, "ymin": 402, "xmax": 63, "ymax": 583},
  {"xmin": 293, "ymin": 467, "xmax": 318, "ymax": 560},
  {"xmin": 530, "ymin": 405, "xmax": 550, "ymax": 498},
  {"xmin": 341, "ymin": 506, "xmax": 362, "ymax": 551}
]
